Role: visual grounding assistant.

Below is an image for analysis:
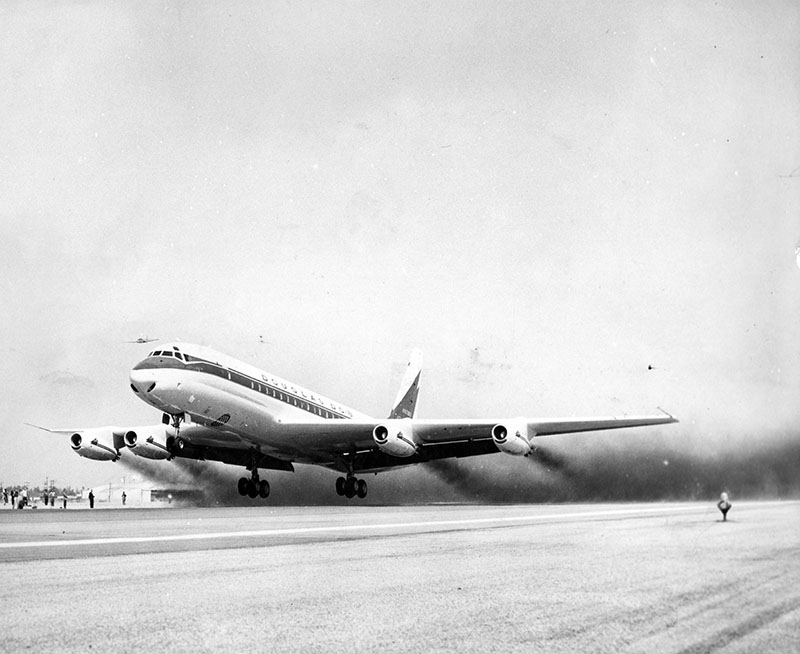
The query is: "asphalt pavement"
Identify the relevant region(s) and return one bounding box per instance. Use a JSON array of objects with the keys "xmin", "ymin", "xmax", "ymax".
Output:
[{"xmin": 0, "ymin": 501, "xmax": 798, "ymax": 653}]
